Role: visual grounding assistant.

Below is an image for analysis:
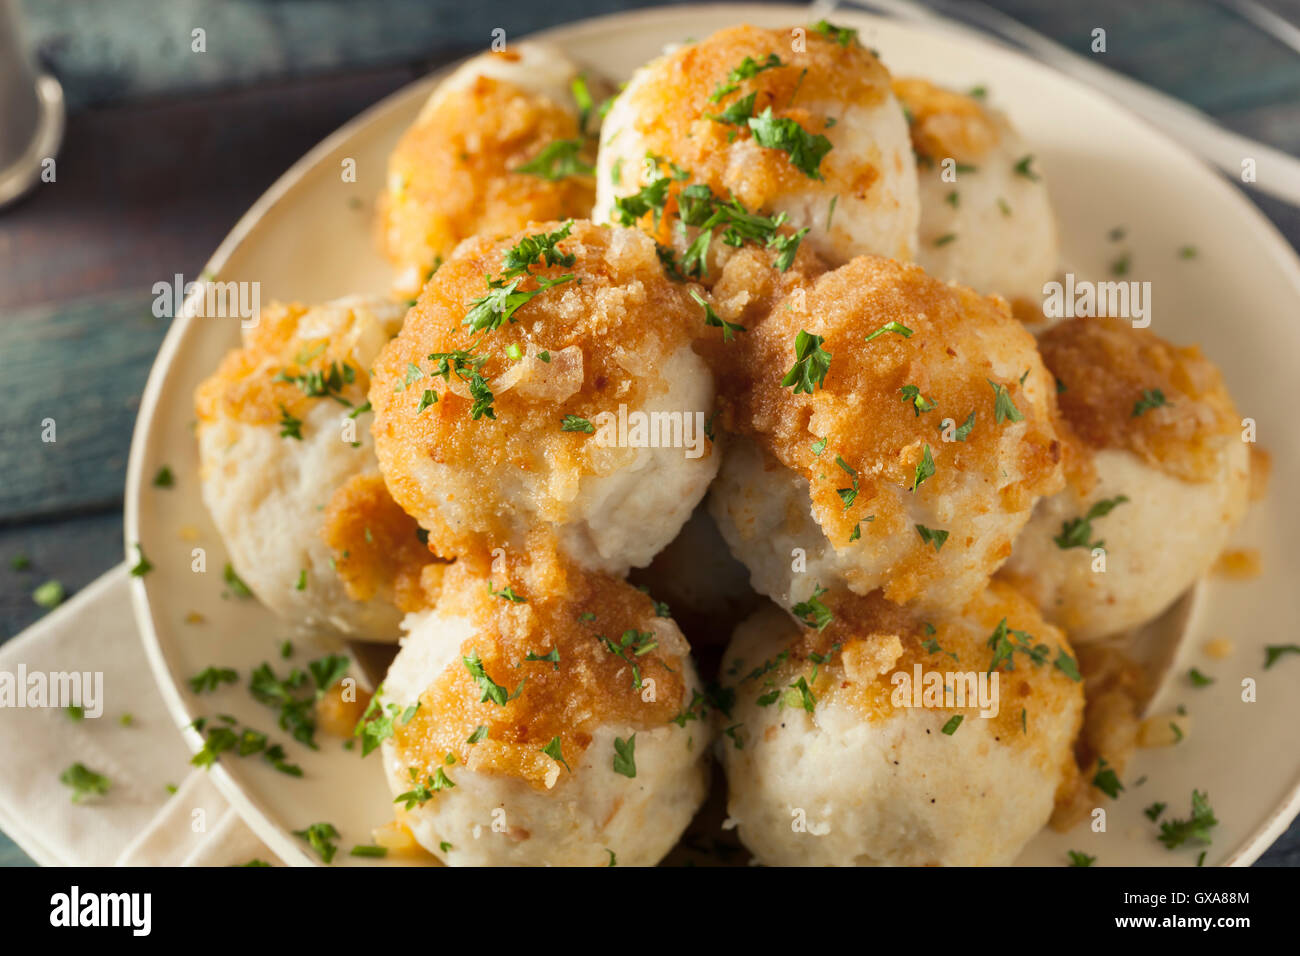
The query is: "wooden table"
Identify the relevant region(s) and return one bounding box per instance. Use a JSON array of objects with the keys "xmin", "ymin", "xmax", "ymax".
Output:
[{"xmin": 2, "ymin": 0, "xmax": 1298, "ymax": 866}]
